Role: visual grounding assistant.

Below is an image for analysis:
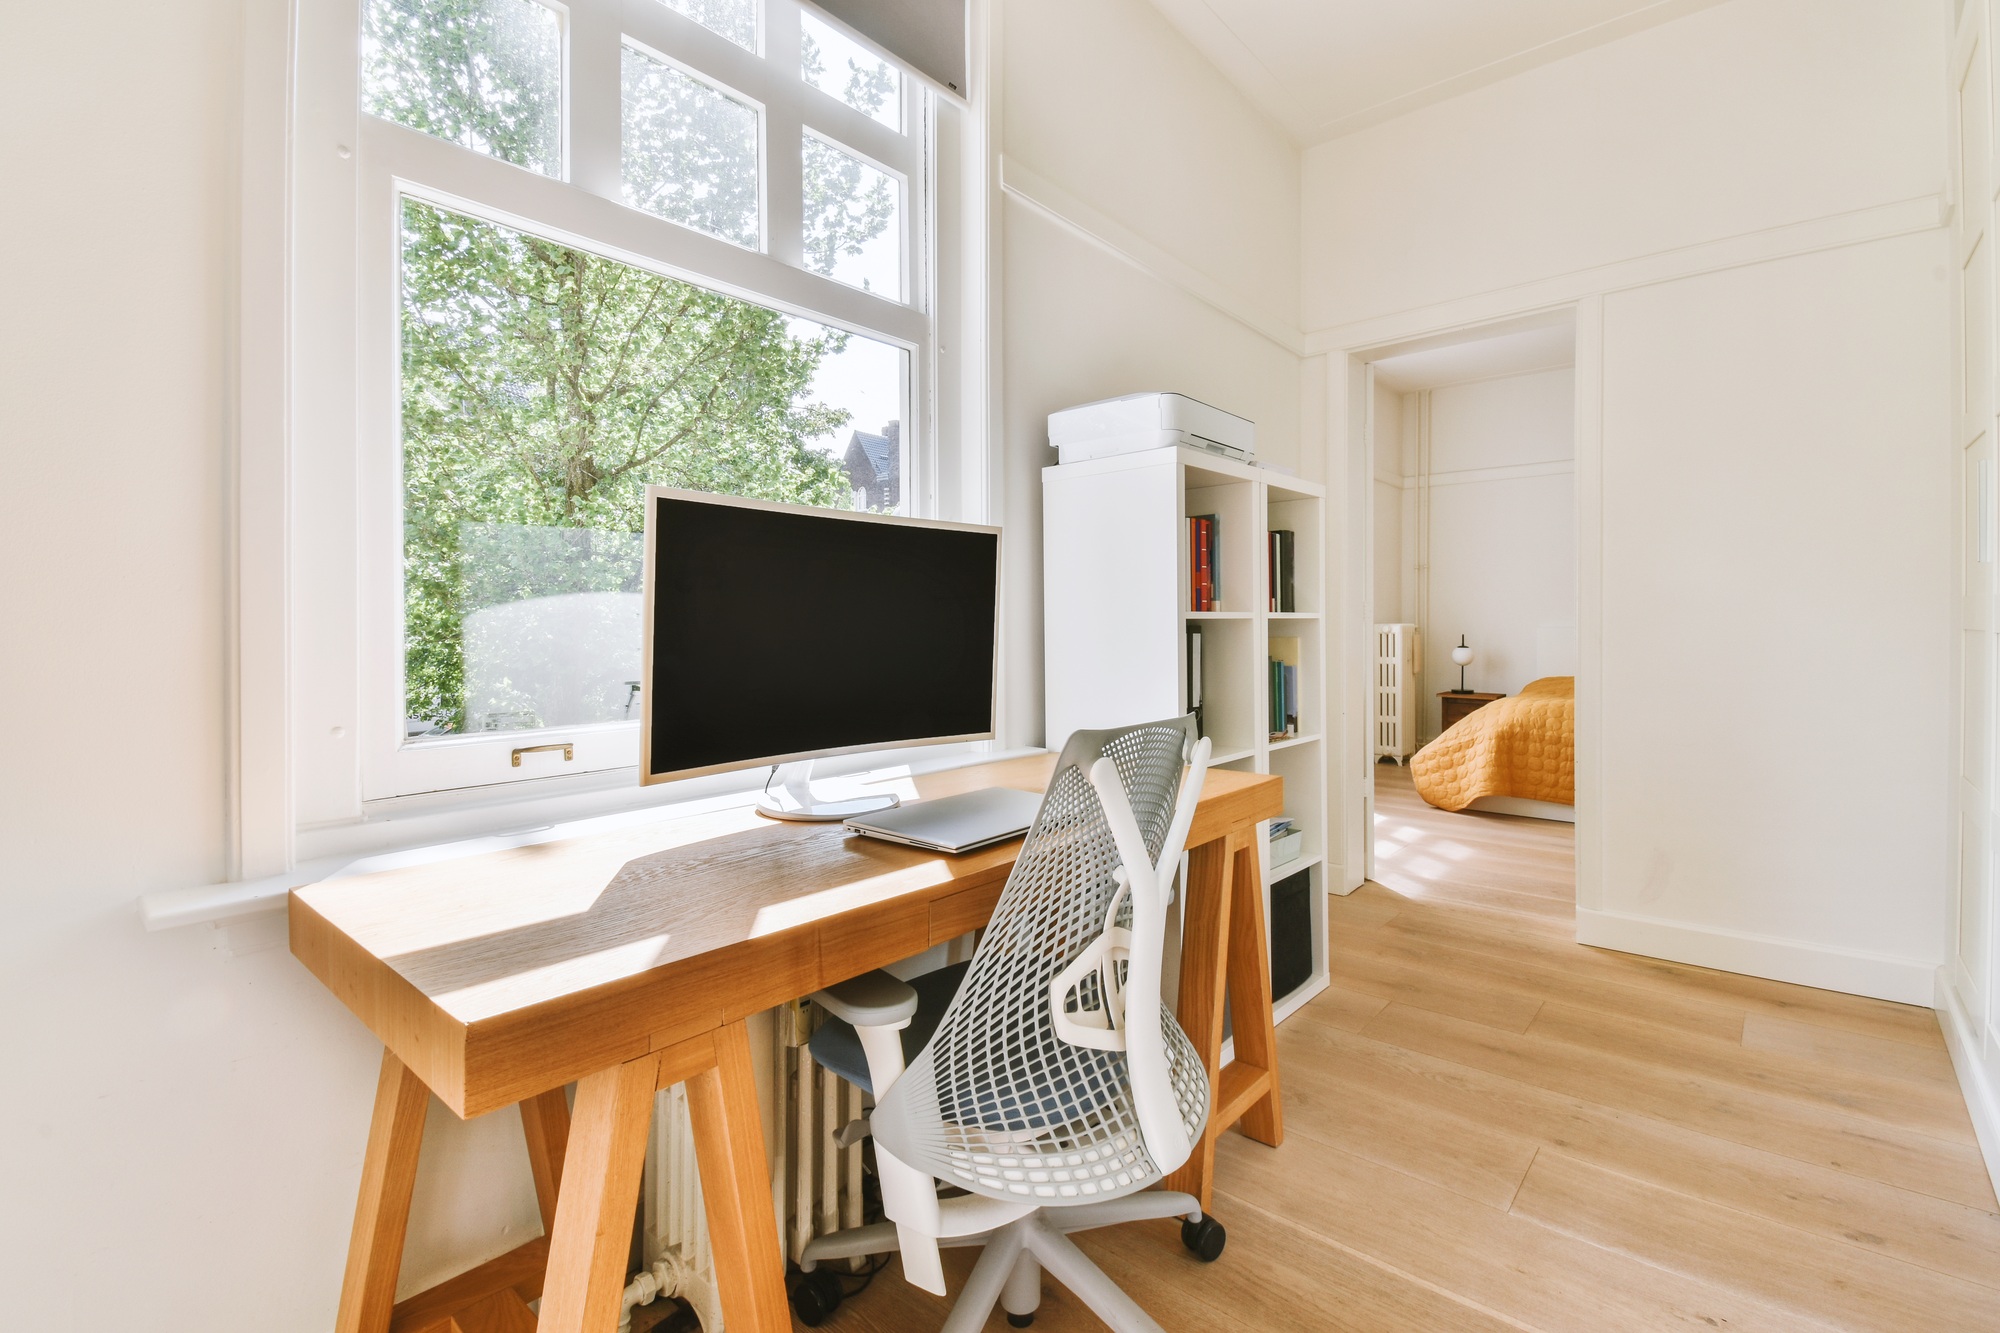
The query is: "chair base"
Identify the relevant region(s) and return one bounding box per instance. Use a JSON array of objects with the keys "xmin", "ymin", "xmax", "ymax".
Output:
[{"xmin": 801, "ymin": 1191, "xmax": 1205, "ymax": 1333}]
